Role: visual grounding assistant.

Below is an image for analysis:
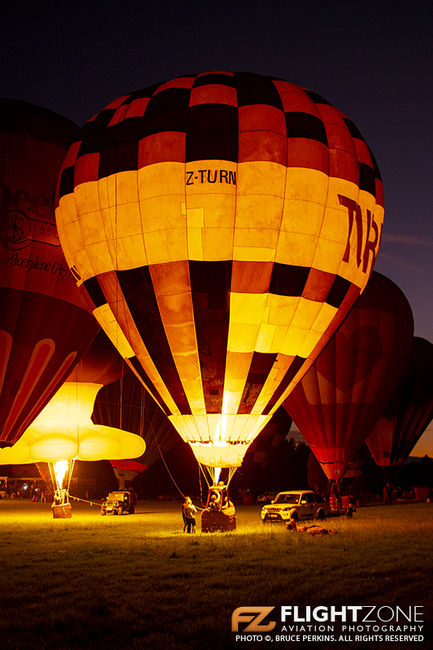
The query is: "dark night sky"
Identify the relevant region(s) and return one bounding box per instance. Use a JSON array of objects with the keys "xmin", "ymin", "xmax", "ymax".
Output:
[{"xmin": 2, "ymin": 0, "xmax": 432, "ymax": 451}]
